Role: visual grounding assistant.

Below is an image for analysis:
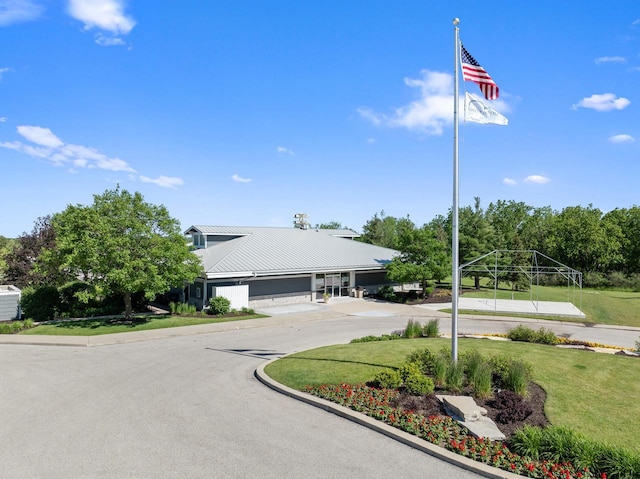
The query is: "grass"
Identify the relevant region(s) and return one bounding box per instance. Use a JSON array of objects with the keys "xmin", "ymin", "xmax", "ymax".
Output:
[
  {"xmin": 264, "ymin": 338, "xmax": 640, "ymax": 452},
  {"xmin": 453, "ymin": 283, "xmax": 640, "ymax": 327},
  {"xmin": 20, "ymin": 313, "xmax": 267, "ymax": 336}
]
